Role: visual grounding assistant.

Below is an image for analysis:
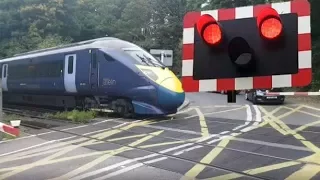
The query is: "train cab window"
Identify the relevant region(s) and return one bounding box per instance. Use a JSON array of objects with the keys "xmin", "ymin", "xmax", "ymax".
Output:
[
  {"xmin": 68, "ymin": 56, "xmax": 74, "ymax": 74},
  {"xmin": 92, "ymin": 51, "xmax": 97, "ymax": 68}
]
